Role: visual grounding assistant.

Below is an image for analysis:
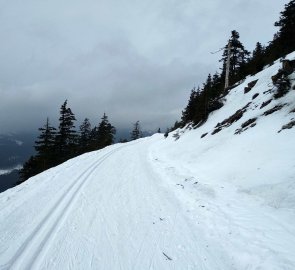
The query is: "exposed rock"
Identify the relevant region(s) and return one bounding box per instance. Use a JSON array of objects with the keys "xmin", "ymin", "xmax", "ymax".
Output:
[
  {"xmin": 244, "ymin": 79, "xmax": 258, "ymax": 94},
  {"xmin": 282, "ymin": 59, "xmax": 295, "ymax": 75},
  {"xmin": 273, "ymin": 77, "xmax": 291, "ymax": 99},
  {"xmin": 290, "ymin": 108, "xmax": 295, "ymax": 113},
  {"xmin": 211, "ymin": 127, "xmax": 222, "ymax": 135},
  {"xmin": 241, "ymin": 118, "xmax": 257, "ymax": 128},
  {"xmin": 201, "ymin": 133, "xmax": 208, "ymax": 138},
  {"xmin": 271, "ymin": 70, "xmax": 284, "ymax": 85},
  {"xmin": 271, "ymin": 60, "xmax": 294, "ymax": 85},
  {"xmin": 252, "ymin": 93, "xmax": 259, "ymax": 100},
  {"xmin": 234, "ymin": 128, "xmax": 242, "ymax": 135},
  {"xmin": 271, "ymin": 59, "xmax": 295, "ymax": 85},
  {"xmin": 263, "ymin": 104, "xmax": 285, "ymax": 116},
  {"xmin": 263, "ymin": 89, "xmax": 273, "ymax": 95},
  {"xmin": 235, "ymin": 118, "xmax": 257, "ymax": 134},
  {"xmin": 212, "ymin": 102, "xmax": 251, "ymax": 135},
  {"xmin": 260, "ymin": 99, "xmax": 272, "ymax": 109},
  {"xmin": 221, "ymin": 109, "xmax": 244, "ymax": 125},
  {"xmin": 271, "ymin": 60, "xmax": 294, "ymax": 99},
  {"xmin": 278, "ymin": 120, "xmax": 295, "ymax": 133},
  {"xmin": 248, "ymin": 79, "xmax": 259, "ymax": 88},
  {"xmin": 172, "ymin": 131, "xmax": 180, "ymax": 141},
  {"xmin": 244, "ymin": 87, "xmax": 251, "ymax": 94},
  {"xmin": 218, "ymin": 102, "xmax": 251, "ymax": 127}
]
